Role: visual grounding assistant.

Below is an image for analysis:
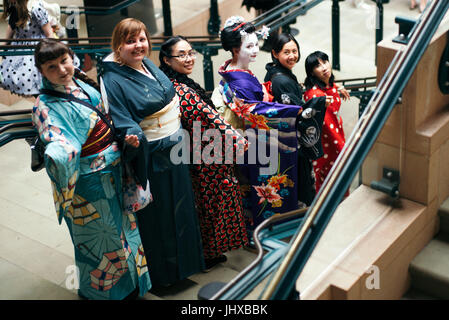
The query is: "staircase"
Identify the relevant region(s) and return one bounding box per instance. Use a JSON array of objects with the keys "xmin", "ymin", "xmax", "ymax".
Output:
[
  {"xmin": 405, "ymin": 198, "xmax": 449, "ymax": 299},
  {"xmin": 0, "ymin": 130, "xmax": 262, "ymax": 299}
]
